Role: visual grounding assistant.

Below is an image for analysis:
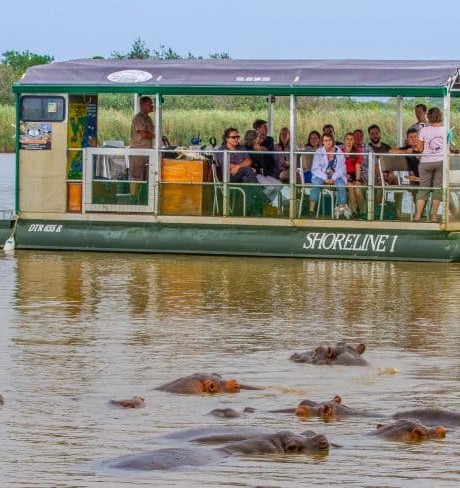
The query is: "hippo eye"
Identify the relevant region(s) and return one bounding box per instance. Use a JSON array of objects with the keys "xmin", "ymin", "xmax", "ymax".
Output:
[
  {"xmin": 285, "ymin": 442, "xmax": 300, "ymax": 453},
  {"xmin": 206, "ymin": 381, "xmax": 218, "ymax": 393}
]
